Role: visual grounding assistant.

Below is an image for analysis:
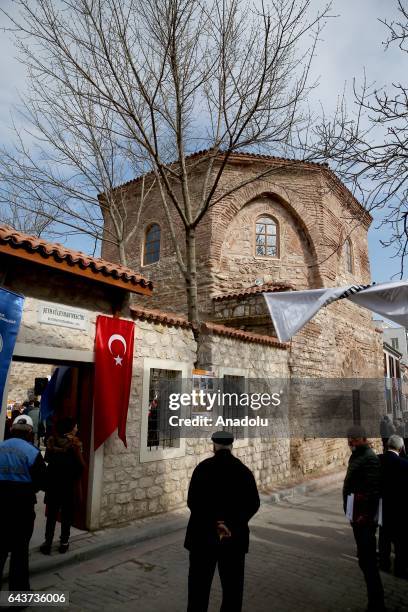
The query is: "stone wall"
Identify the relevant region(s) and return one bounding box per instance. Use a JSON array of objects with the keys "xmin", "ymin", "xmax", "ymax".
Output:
[
  {"xmin": 7, "ymin": 361, "xmax": 54, "ymax": 404},
  {"xmin": 211, "ymin": 294, "xmax": 274, "ymax": 334},
  {"xmin": 99, "ymin": 318, "xmax": 198, "ymax": 526},
  {"xmin": 99, "ymin": 323, "xmax": 294, "ymax": 527},
  {"xmin": 1, "ymin": 243, "xmax": 384, "ymax": 530}
]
